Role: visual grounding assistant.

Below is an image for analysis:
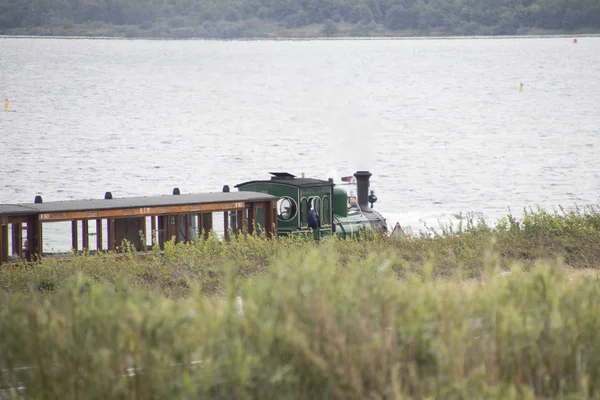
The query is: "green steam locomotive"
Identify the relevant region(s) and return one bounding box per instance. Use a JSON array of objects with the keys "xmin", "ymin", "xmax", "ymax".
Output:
[{"xmin": 236, "ymin": 170, "xmax": 387, "ymax": 239}]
